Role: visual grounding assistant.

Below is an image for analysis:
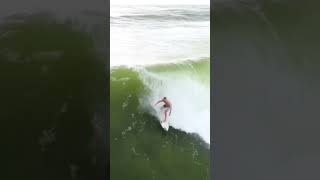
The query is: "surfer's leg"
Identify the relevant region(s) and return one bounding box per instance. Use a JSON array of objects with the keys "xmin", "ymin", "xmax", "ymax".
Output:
[{"xmin": 163, "ymin": 108, "xmax": 169, "ymax": 122}]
